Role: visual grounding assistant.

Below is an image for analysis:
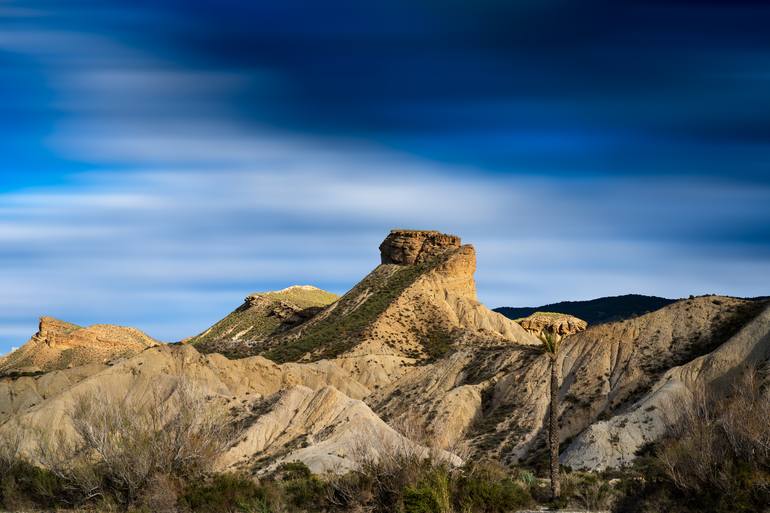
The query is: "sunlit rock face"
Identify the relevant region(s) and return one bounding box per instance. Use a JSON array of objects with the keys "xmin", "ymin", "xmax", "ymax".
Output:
[
  {"xmin": 379, "ymin": 229, "xmax": 462, "ymax": 265},
  {"xmin": 516, "ymin": 312, "xmax": 588, "ymax": 338}
]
